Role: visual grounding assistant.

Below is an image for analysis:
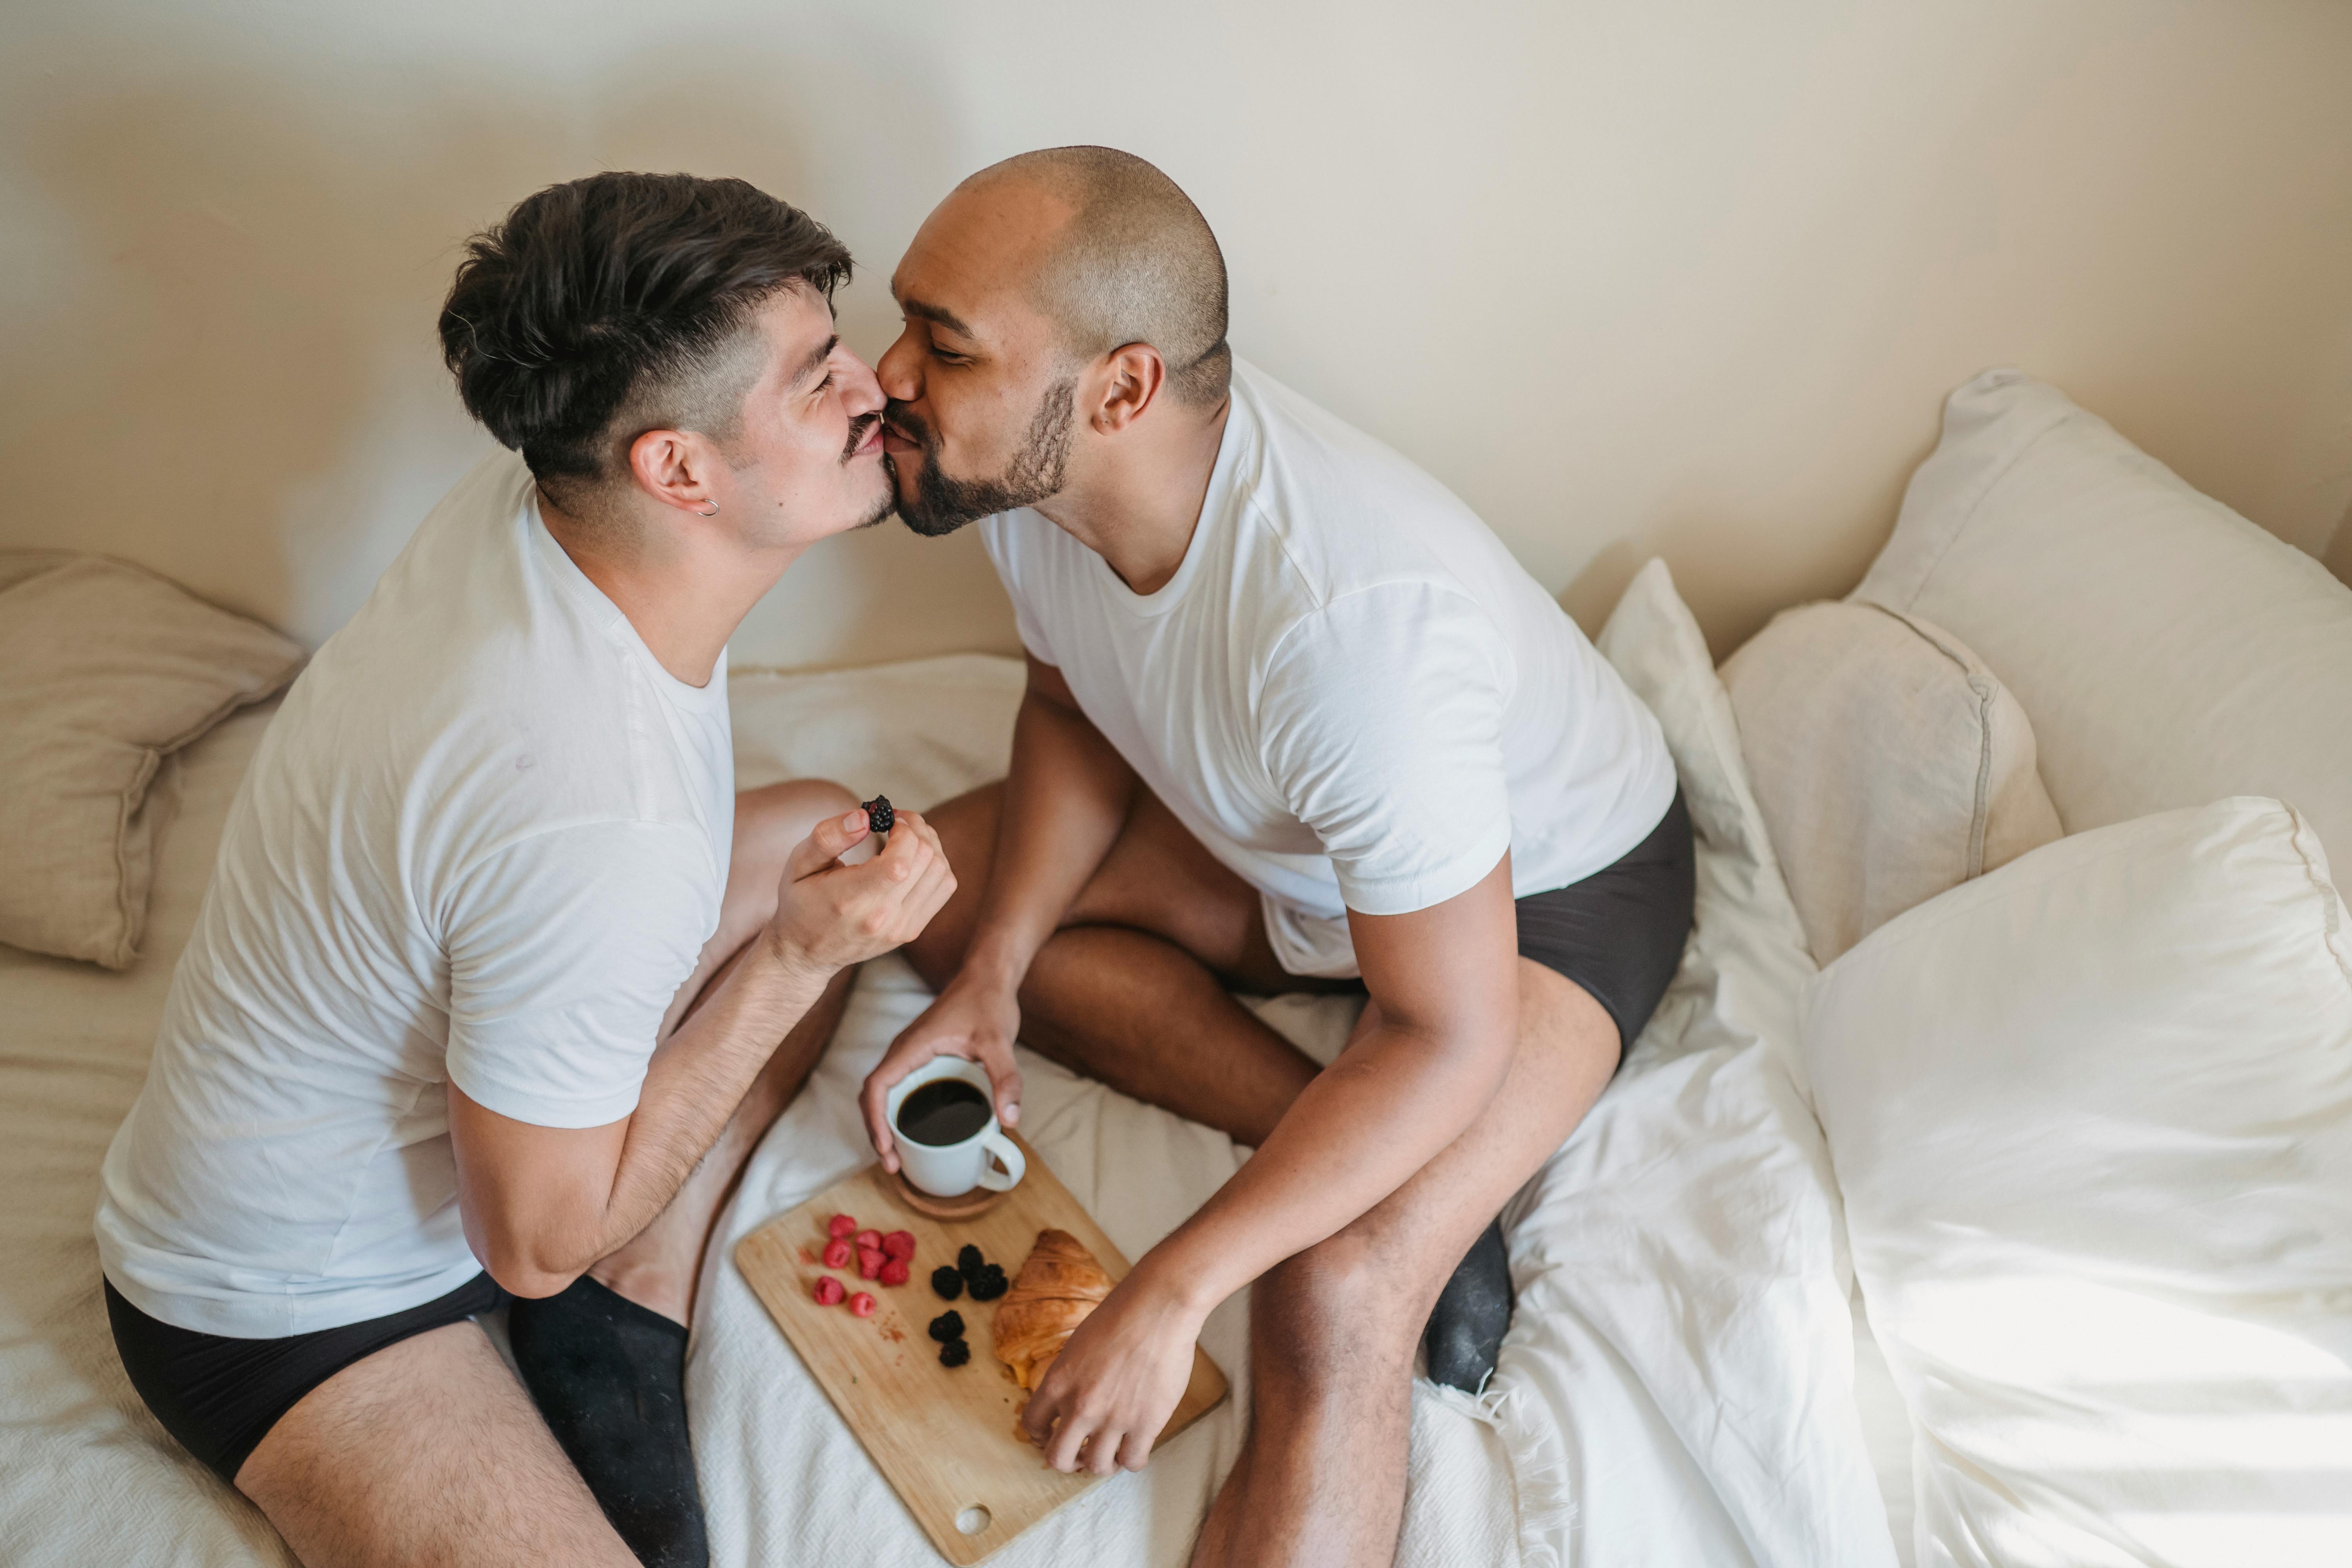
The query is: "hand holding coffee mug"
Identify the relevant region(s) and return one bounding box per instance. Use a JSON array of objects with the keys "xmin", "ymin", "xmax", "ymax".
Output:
[{"xmin": 885, "ymin": 1057, "xmax": 1026, "ymax": 1198}]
